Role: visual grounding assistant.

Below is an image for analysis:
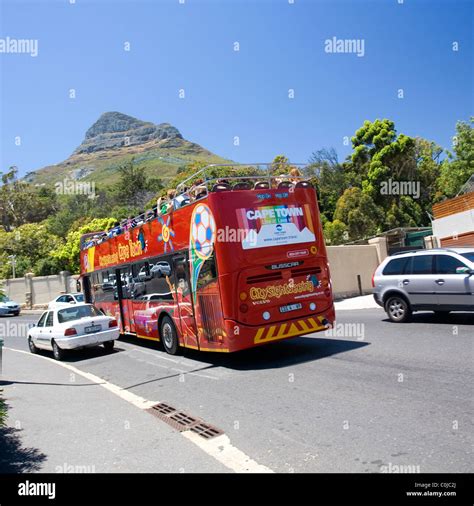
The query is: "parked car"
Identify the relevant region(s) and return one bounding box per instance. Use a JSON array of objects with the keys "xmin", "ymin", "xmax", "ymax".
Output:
[
  {"xmin": 48, "ymin": 293, "xmax": 85, "ymax": 310},
  {"xmin": 373, "ymin": 248, "xmax": 474, "ymax": 322},
  {"xmin": 28, "ymin": 303, "xmax": 119, "ymax": 360},
  {"xmin": 150, "ymin": 261, "xmax": 171, "ymax": 278},
  {"xmin": 0, "ymin": 294, "xmax": 21, "ymax": 316}
]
